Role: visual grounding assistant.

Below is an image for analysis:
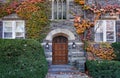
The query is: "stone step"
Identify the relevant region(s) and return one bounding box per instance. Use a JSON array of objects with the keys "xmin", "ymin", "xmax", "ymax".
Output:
[
  {"xmin": 48, "ymin": 65, "xmax": 79, "ymax": 73},
  {"xmin": 48, "ymin": 68, "xmax": 78, "ymax": 72},
  {"xmin": 50, "ymin": 65, "xmax": 73, "ymax": 68},
  {"xmin": 48, "ymin": 70, "xmax": 79, "ymax": 74},
  {"xmin": 46, "ymin": 72, "xmax": 90, "ymax": 78}
]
